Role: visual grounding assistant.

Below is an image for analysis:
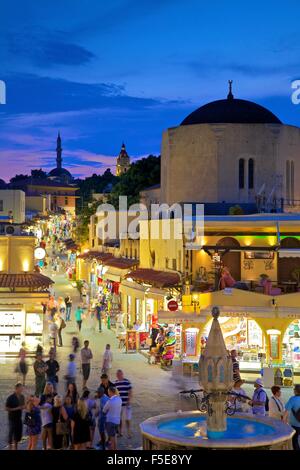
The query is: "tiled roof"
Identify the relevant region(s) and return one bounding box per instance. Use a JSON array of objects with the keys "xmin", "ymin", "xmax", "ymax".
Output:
[
  {"xmin": 104, "ymin": 258, "xmax": 139, "ymax": 269},
  {"xmin": 125, "ymin": 268, "xmax": 180, "ymax": 288},
  {"xmin": 77, "ymin": 251, "xmax": 113, "ymax": 261},
  {"xmin": 0, "ymin": 273, "xmax": 54, "ymax": 288}
]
